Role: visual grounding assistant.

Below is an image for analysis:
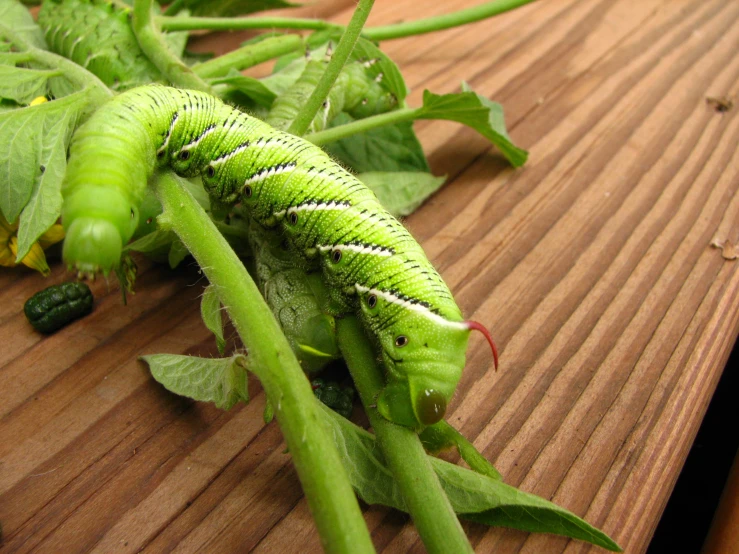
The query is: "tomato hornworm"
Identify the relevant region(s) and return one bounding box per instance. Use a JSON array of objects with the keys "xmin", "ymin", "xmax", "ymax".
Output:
[{"xmin": 61, "ymin": 85, "xmax": 498, "ymax": 428}]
